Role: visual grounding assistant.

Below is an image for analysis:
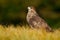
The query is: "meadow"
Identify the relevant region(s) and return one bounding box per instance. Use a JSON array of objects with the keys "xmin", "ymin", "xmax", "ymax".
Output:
[{"xmin": 0, "ymin": 25, "xmax": 60, "ymax": 40}]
